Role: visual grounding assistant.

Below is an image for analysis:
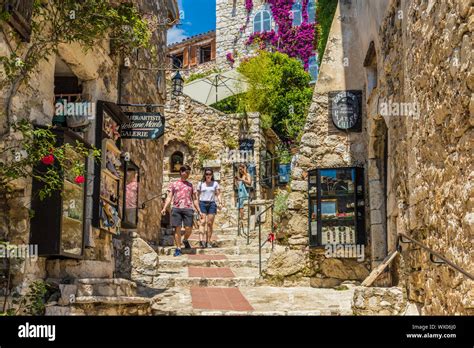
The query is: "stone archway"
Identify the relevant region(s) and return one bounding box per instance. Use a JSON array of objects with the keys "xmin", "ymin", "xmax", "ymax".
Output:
[{"xmin": 164, "ymin": 140, "xmax": 192, "ymax": 174}]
